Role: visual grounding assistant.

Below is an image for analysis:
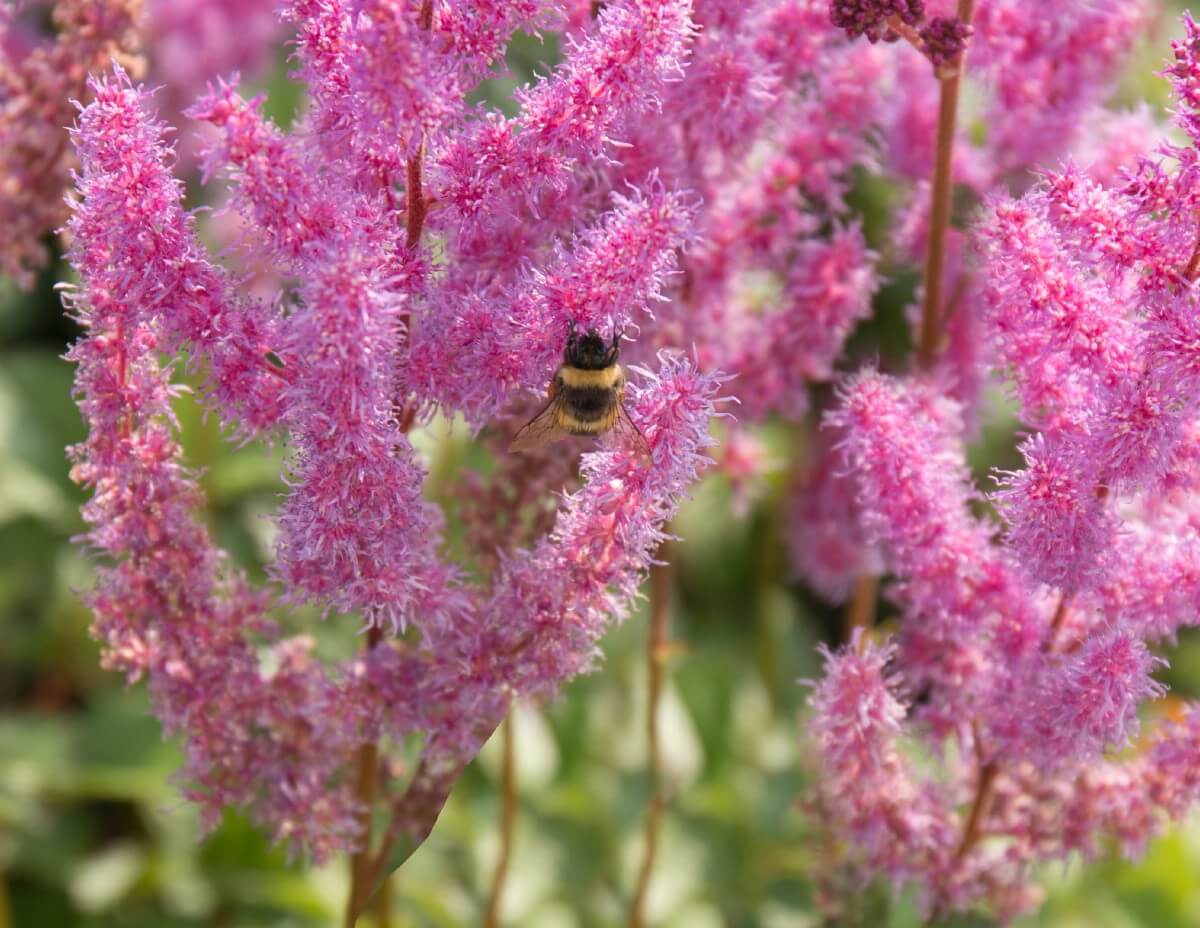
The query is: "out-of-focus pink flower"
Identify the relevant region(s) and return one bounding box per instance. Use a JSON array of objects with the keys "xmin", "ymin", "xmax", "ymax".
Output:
[
  {"xmin": 788, "ymin": 426, "xmax": 880, "ymax": 603},
  {"xmin": 970, "ymin": 0, "xmax": 1153, "ymax": 174},
  {"xmin": 1014, "ymin": 631, "xmax": 1166, "ymax": 769},
  {"xmin": 146, "ymin": 0, "xmax": 279, "ymax": 139},
  {"xmin": 0, "ymin": 0, "xmax": 143, "ymax": 288},
  {"xmin": 992, "ymin": 434, "xmax": 1115, "ymax": 592},
  {"xmin": 716, "ymin": 426, "xmax": 774, "ymax": 518},
  {"xmin": 807, "ymin": 631, "xmax": 956, "ymax": 880},
  {"xmin": 64, "ymin": 92, "xmax": 368, "ymax": 854},
  {"xmin": 725, "ymin": 225, "xmax": 876, "ymax": 421}
]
